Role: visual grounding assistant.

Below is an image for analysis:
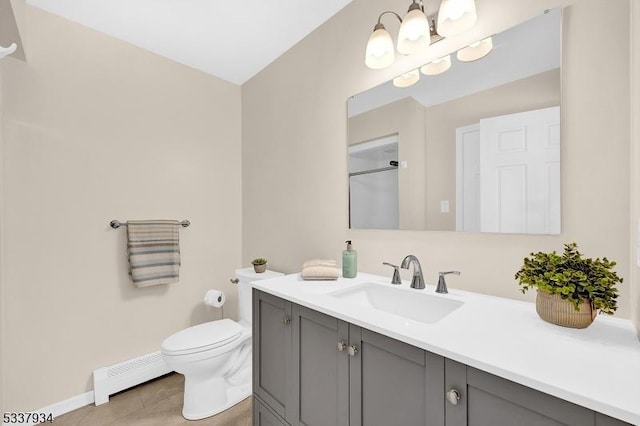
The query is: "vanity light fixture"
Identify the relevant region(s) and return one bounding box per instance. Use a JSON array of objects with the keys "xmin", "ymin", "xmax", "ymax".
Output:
[
  {"xmin": 436, "ymin": 0, "xmax": 478, "ymax": 37},
  {"xmin": 0, "ymin": 43, "xmax": 17, "ymax": 59},
  {"xmin": 456, "ymin": 36, "xmax": 493, "ymax": 62},
  {"xmin": 365, "ymin": 0, "xmax": 478, "ymax": 70},
  {"xmin": 393, "ymin": 68, "xmax": 420, "ymax": 88},
  {"xmin": 420, "ymin": 54, "xmax": 452, "ymax": 75}
]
